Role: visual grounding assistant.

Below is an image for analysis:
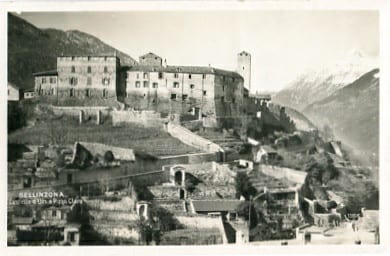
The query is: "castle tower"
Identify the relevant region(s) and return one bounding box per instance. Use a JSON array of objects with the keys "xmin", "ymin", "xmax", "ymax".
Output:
[{"xmin": 237, "ymin": 51, "xmax": 251, "ymax": 92}]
